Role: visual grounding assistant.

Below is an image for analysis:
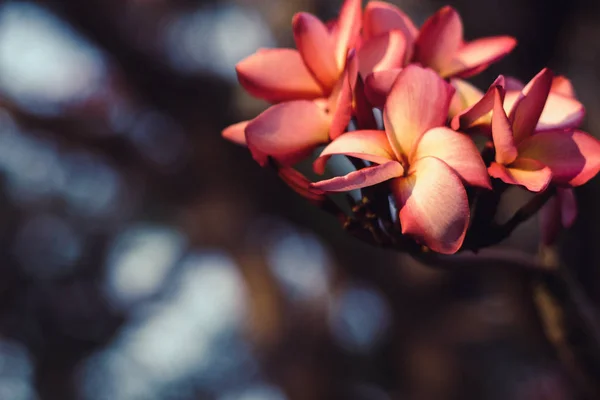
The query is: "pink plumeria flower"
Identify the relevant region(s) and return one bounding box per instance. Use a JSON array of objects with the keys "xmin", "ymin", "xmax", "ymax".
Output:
[
  {"xmin": 452, "ymin": 73, "xmax": 586, "ymax": 136},
  {"xmin": 412, "ymin": 6, "xmax": 516, "ymax": 78},
  {"xmin": 222, "ymin": 0, "xmax": 361, "ymax": 165},
  {"xmin": 454, "ymin": 68, "xmax": 600, "ymax": 192},
  {"xmin": 540, "ymin": 187, "xmax": 576, "ymax": 245},
  {"xmin": 536, "ymin": 80, "xmax": 579, "ymax": 245},
  {"xmin": 363, "ymin": 4, "xmax": 516, "ymax": 106},
  {"xmin": 310, "ymin": 66, "xmax": 490, "ymax": 254},
  {"xmin": 235, "ymin": 0, "xmax": 360, "ymax": 104},
  {"xmin": 224, "ymin": 0, "xmax": 415, "ymax": 166}
]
